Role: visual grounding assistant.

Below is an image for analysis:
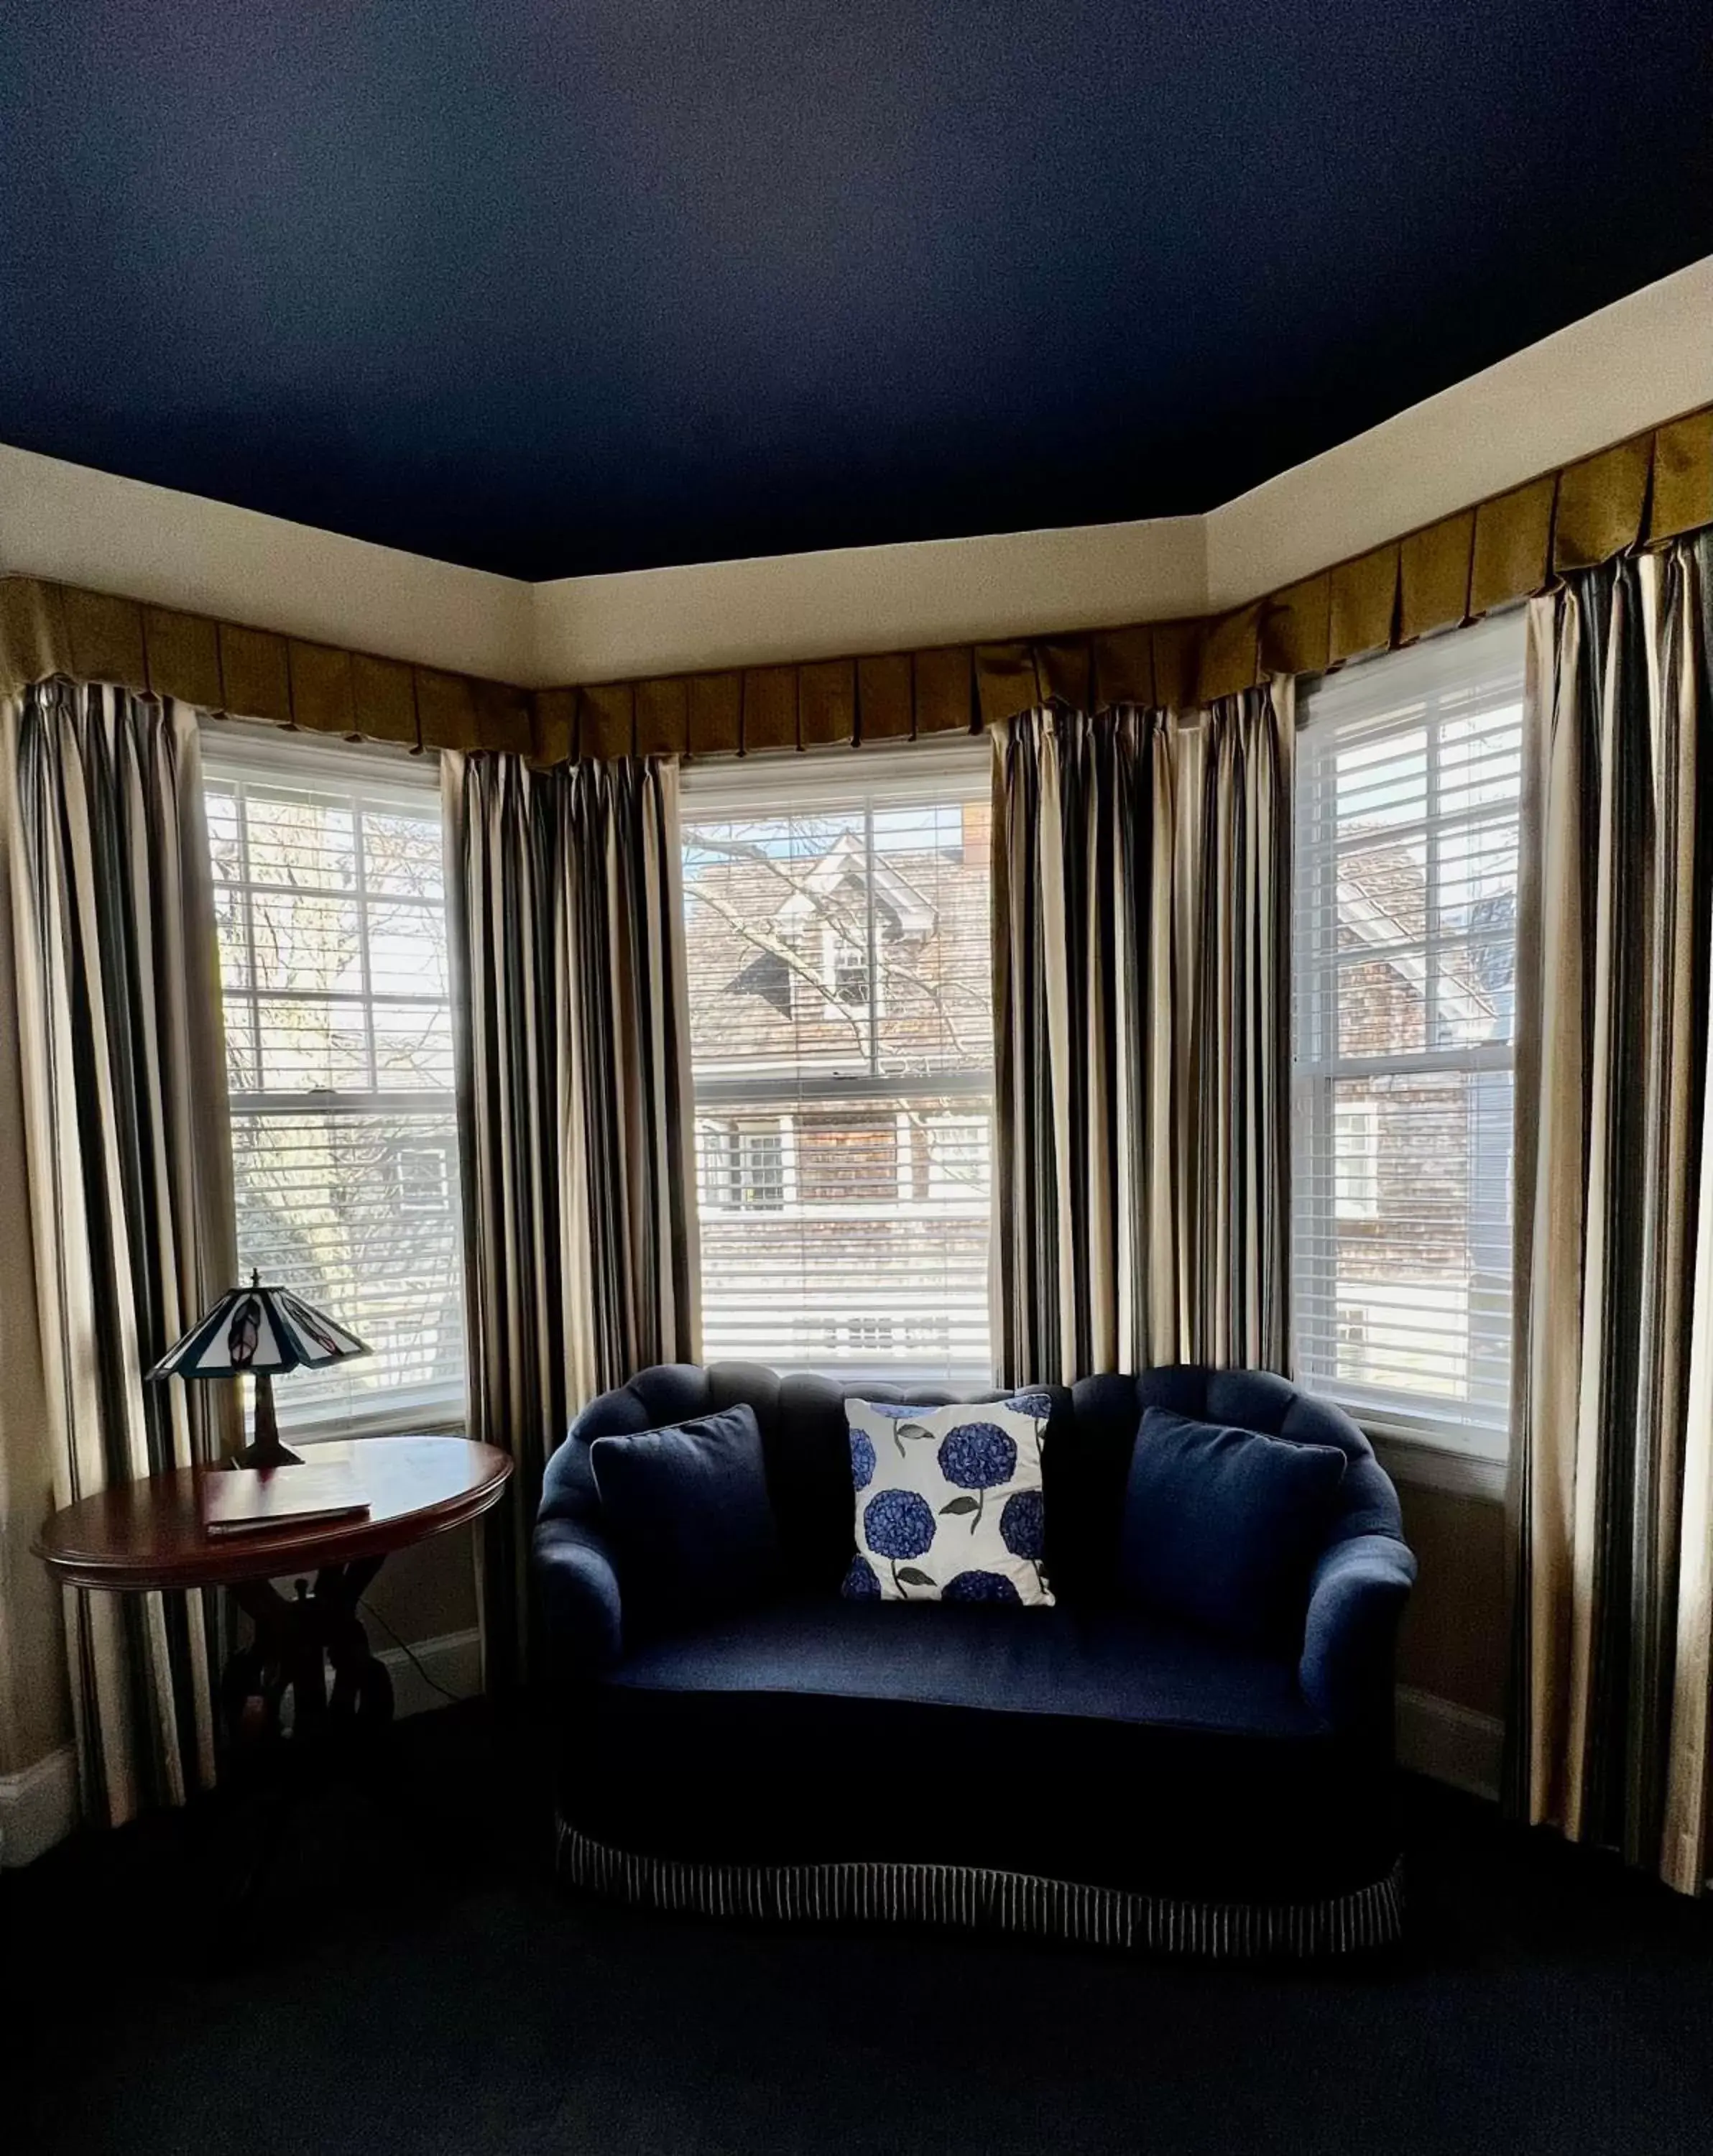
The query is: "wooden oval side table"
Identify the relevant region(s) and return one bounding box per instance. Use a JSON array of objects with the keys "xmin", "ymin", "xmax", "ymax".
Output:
[{"xmin": 35, "ymin": 1437, "xmax": 512, "ymax": 1751}]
